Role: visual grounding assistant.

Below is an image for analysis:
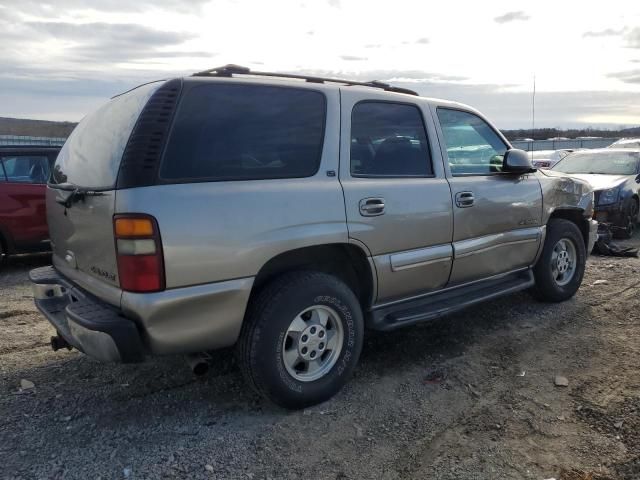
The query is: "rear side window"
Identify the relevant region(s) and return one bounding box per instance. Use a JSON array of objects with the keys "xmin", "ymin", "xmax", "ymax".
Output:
[
  {"xmin": 160, "ymin": 84, "xmax": 326, "ymax": 181},
  {"xmin": 1, "ymin": 155, "xmax": 50, "ymax": 184},
  {"xmin": 350, "ymin": 102, "xmax": 432, "ymax": 177}
]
